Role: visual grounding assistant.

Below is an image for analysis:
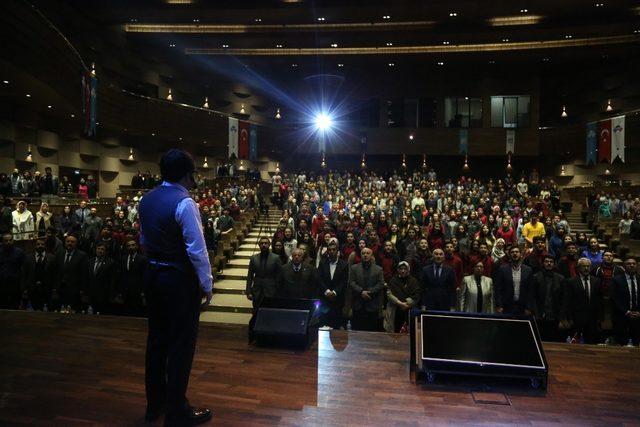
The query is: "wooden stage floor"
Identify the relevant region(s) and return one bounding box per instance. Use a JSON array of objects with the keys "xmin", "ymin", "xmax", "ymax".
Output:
[{"xmin": 1, "ymin": 311, "xmax": 639, "ymax": 426}]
